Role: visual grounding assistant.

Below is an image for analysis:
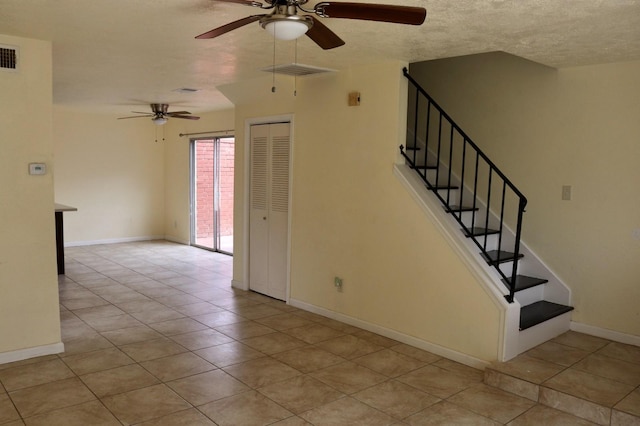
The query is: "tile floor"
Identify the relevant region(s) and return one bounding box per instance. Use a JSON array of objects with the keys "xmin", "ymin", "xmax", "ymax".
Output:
[
  {"xmin": 485, "ymin": 331, "xmax": 640, "ymax": 425},
  {"xmin": 0, "ymin": 240, "xmax": 635, "ymax": 425}
]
